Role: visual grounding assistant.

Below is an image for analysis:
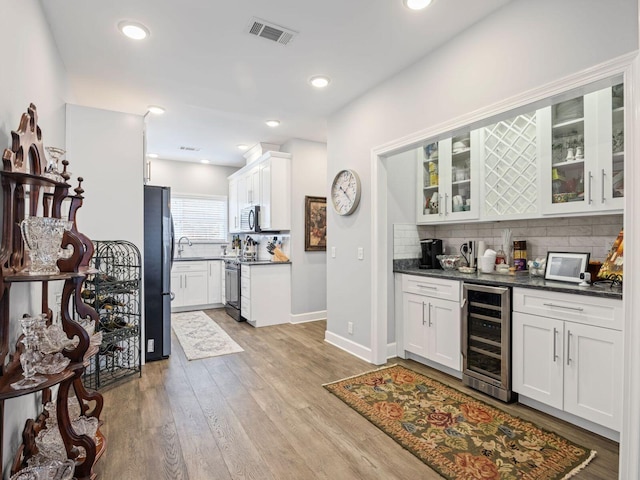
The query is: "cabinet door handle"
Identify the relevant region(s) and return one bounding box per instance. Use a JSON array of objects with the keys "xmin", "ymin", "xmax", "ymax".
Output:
[
  {"xmin": 422, "ymin": 301, "xmax": 426, "ymax": 325},
  {"xmin": 438, "ymin": 194, "xmax": 443, "ymax": 216},
  {"xmin": 601, "ymin": 168, "xmax": 606, "ymax": 203},
  {"xmin": 185, "ymin": 275, "xmax": 187, "ymax": 289},
  {"xmin": 417, "ymin": 284, "xmax": 437, "ymax": 290},
  {"xmin": 180, "ymin": 275, "xmax": 183, "ymax": 289},
  {"xmin": 428, "ymin": 302, "xmax": 432, "ymax": 327},
  {"xmin": 566, "ymin": 330, "xmax": 572, "ymax": 365},
  {"xmin": 588, "ymin": 171, "xmax": 593, "ymax": 204},
  {"xmin": 444, "ymin": 193, "xmax": 448, "ymax": 216},
  {"xmin": 543, "ymin": 303, "xmax": 584, "ymax": 312},
  {"xmin": 553, "ymin": 327, "xmax": 558, "ymax": 362}
]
